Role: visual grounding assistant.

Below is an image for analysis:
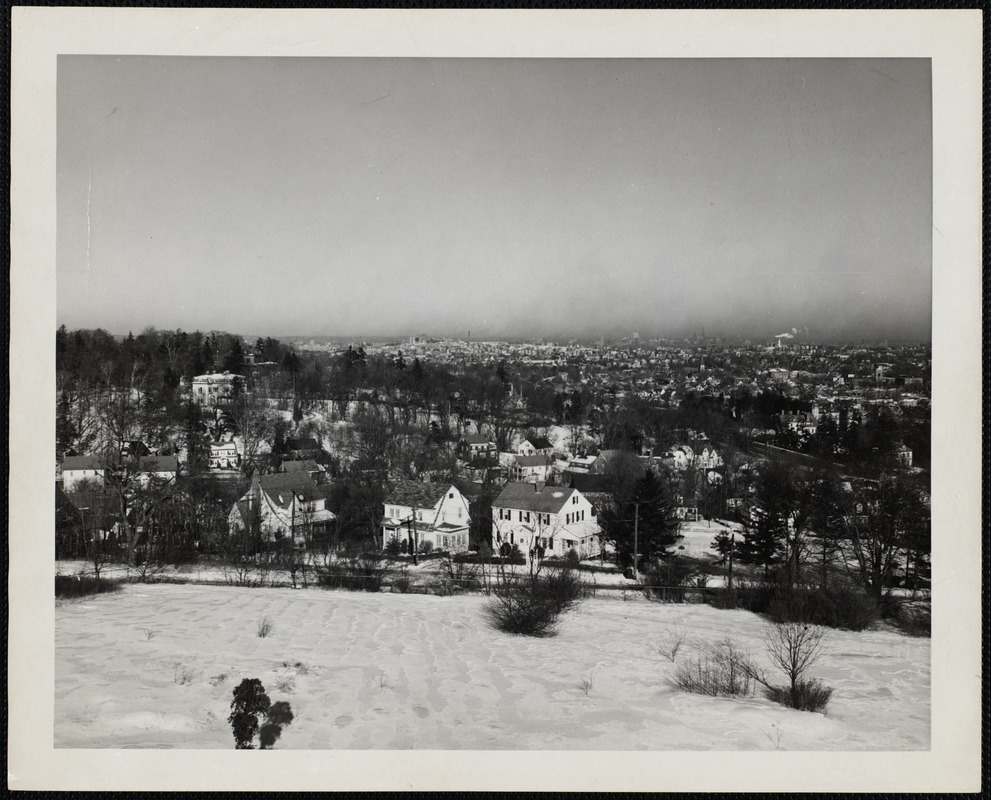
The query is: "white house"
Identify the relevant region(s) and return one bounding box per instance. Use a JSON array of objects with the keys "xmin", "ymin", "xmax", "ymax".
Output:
[
  {"xmin": 893, "ymin": 443, "xmax": 914, "ymax": 468},
  {"xmin": 208, "ymin": 441, "xmax": 240, "ymax": 470},
  {"xmin": 566, "ymin": 455, "xmax": 598, "ymax": 474},
  {"xmin": 697, "ymin": 446, "xmax": 724, "ymax": 470},
  {"xmin": 509, "ymin": 454, "xmax": 553, "ymax": 484},
  {"xmin": 381, "ymin": 481, "xmax": 471, "ymax": 553},
  {"xmin": 492, "ymin": 482, "xmax": 601, "ymax": 560},
  {"xmin": 192, "ymin": 372, "xmax": 244, "ymax": 405},
  {"xmin": 229, "ymin": 471, "xmax": 335, "ymax": 546},
  {"xmin": 61, "ymin": 453, "xmax": 178, "ymax": 492},
  {"xmin": 133, "ymin": 455, "xmax": 179, "ymax": 488},
  {"xmin": 517, "ymin": 436, "xmax": 554, "ymax": 457},
  {"xmin": 457, "ymin": 433, "xmax": 498, "ymax": 463},
  {"xmin": 61, "ymin": 455, "xmax": 106, "ymax": 493},
  {"xmin": 663, "ymin": 445, "xmax": 695, "ymax": 471}
]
